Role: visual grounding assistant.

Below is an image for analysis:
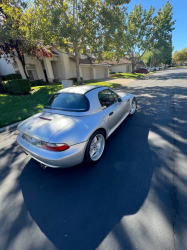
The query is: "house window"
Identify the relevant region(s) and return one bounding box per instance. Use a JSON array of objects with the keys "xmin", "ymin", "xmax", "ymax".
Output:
[{"xmin": 26, "ymin": 64, "xmax": 38, "ymax": 80}]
